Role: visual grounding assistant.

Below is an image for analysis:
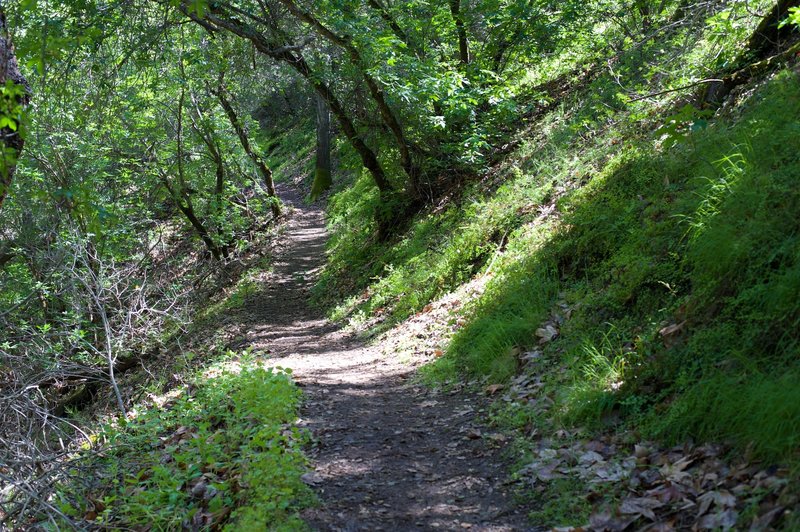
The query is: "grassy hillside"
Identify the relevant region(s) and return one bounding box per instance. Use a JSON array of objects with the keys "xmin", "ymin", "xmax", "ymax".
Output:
[{"xmin": 316, "ymin": 2, "xmax": 800, "ymax": 472}]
